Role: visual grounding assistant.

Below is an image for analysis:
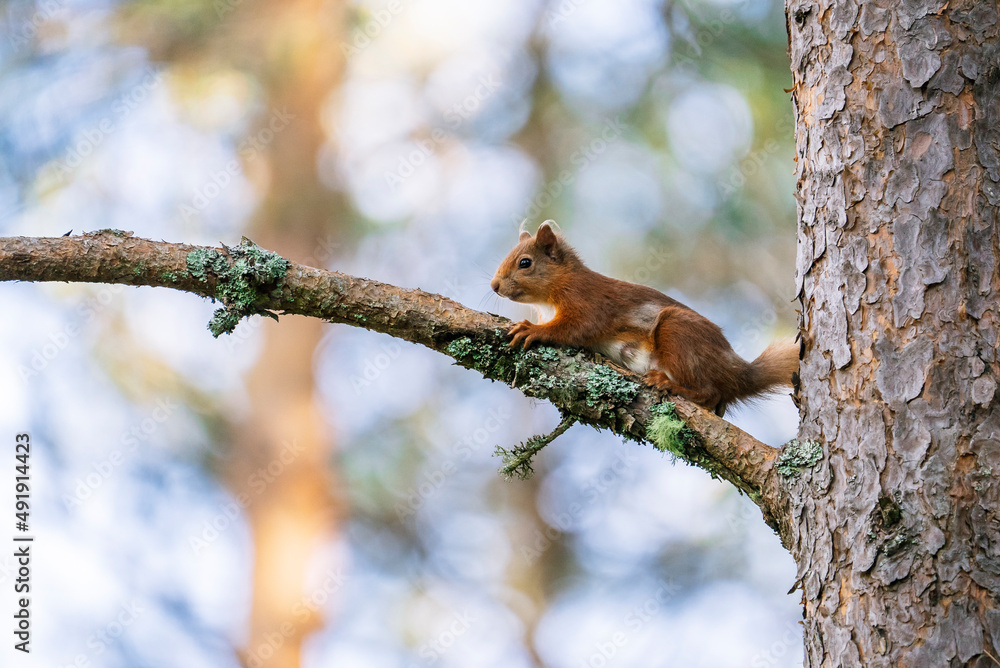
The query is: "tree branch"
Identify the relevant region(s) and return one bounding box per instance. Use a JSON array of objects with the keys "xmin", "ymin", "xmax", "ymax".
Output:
[
  {"xmin": 496, "ymin": 412, "xmax": 578, "ymax": 480},
  {"xmin": 0, "ymin": 230, "xmax": 791, "ymax": 544}
]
